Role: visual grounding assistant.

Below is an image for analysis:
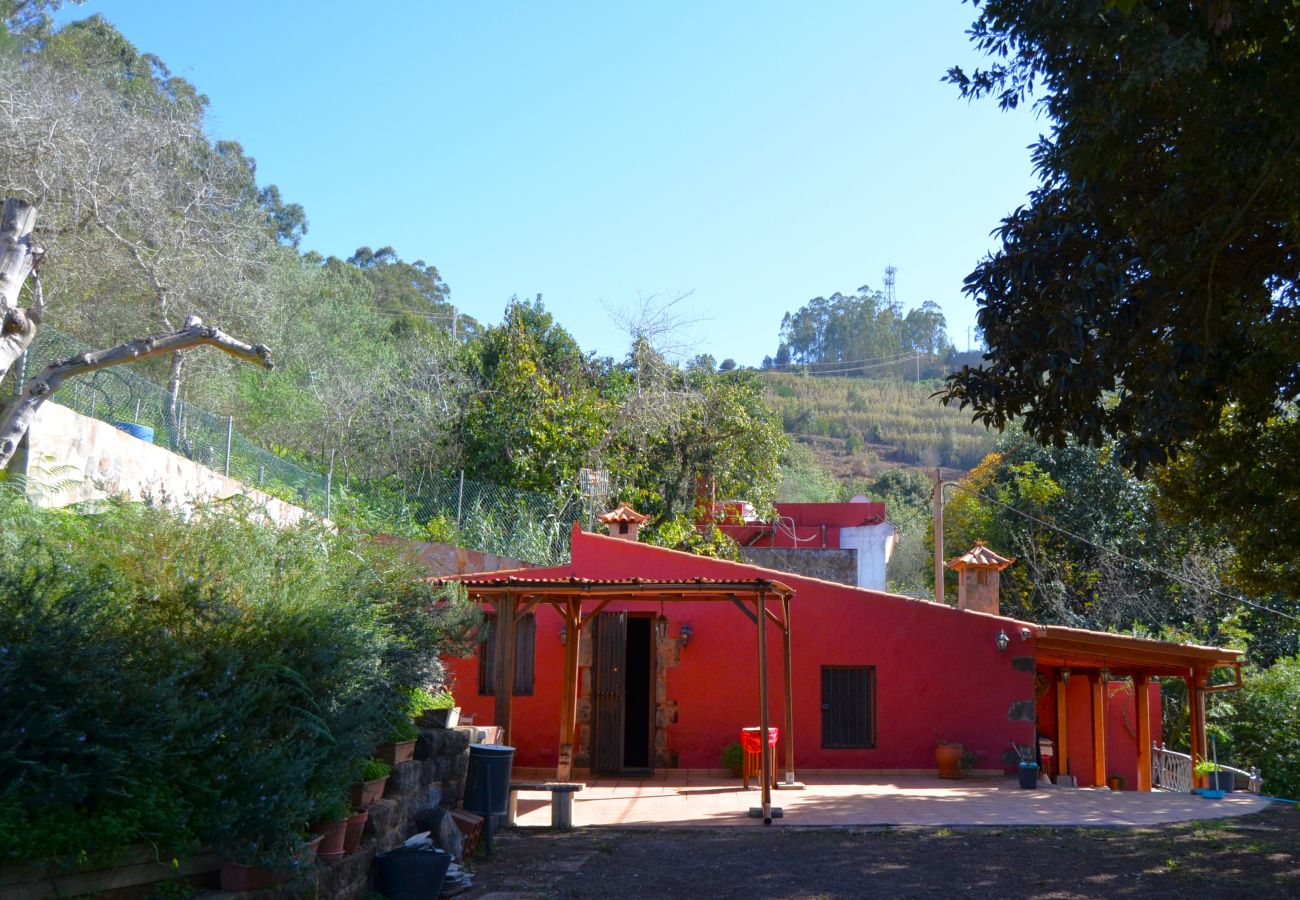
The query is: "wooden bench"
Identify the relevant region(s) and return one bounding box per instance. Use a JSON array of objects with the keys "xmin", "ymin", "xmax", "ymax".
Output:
[{"xmin": 506, "ymin": 782, "xmax": 584, "ymax": 829}]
